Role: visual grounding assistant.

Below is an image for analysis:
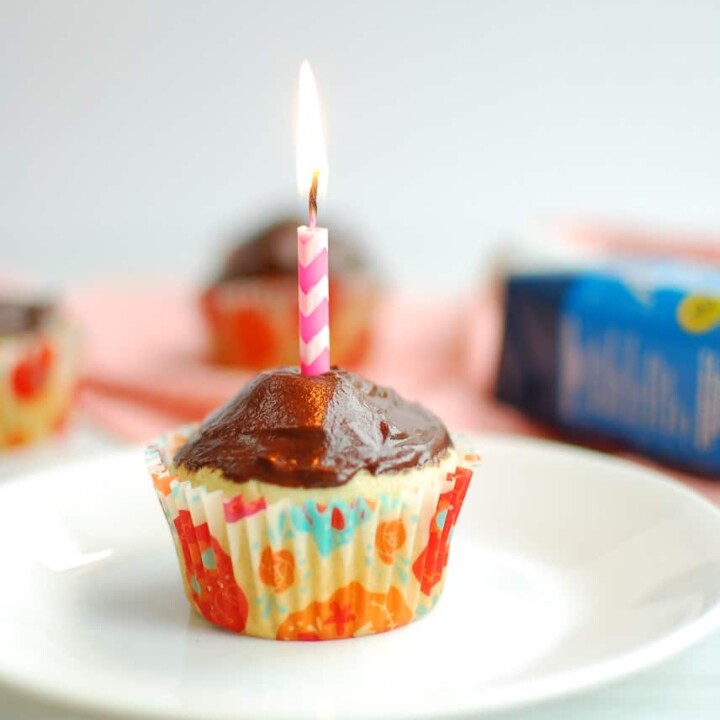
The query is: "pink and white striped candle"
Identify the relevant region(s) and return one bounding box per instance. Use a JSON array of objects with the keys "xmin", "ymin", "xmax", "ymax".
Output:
[
  {"xmin": 296, "ymin": 61, "xmax": 330, "ymax": 376},
  {"xmin": 298, "ymin": 224, "xmax": 330, "ymax": 375}
]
